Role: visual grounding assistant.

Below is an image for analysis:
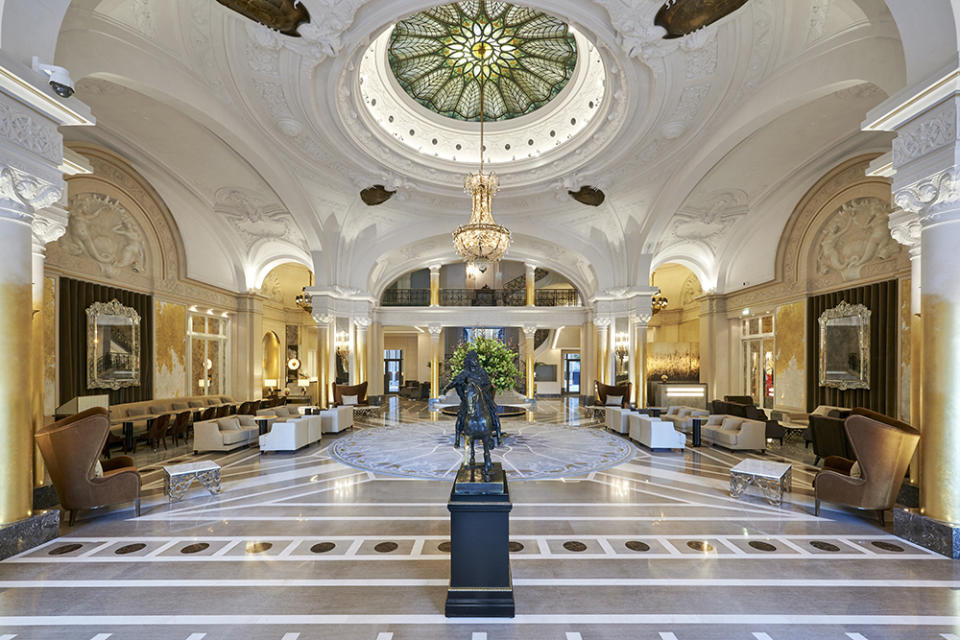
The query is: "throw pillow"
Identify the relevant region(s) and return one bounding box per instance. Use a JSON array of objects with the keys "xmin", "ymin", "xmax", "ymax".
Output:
[
  {"xmin": 93, "ymin": 460, "xmax": 103, "ymax": 478},
  {"xmin": 172, "ymin": 403, "xmax": 187, "ymax": 411},
  {"xmin": 605, "ymin": 395, "xmax": 622, "ymax": 406},
  {"xmin": 342, "ymin": 394, "xmax": 359, "ymax": 406},
  {"xmin": 148, "ymin": 405, "xmax": 165, "ymax": 414},
  {"xmin": 849, "ymin": 461, "xmax": 862, "ymax": 478},
  {"xmin": 126, "ymin": 407, "xmax": 145, "ymax": 416},
  {"xmin": 219, "ymin": 416, "xmax": 242, "ymax": 430},
  {"xmin": 721, "ymin": 417, "xmax": 741, "ymax": 431},
  {"xmin": 188, "ymin": 401, "xmax": 204, "ymax": 408}
]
